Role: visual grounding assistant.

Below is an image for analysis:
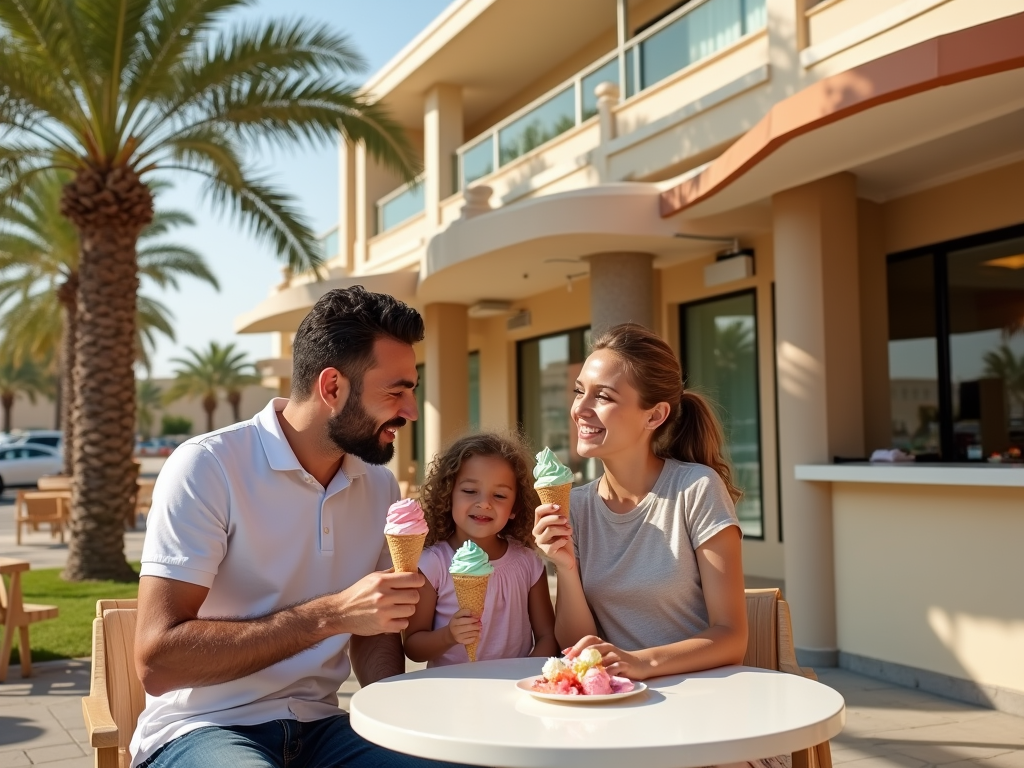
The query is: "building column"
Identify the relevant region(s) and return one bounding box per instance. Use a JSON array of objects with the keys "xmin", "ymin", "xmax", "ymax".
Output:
[
  {"xmin": 424, "ymin": 303, "xmax": 469, "ymax": 461},
  {"xmin": 586, "ymin": 252, "xmax": 655, "ymax": 337},
  {"xmin": 424, "ymin": 85, "xmax": 463, "ymax": 229},
  {"xmin": 773, "ymin": 173, "xmax": 864, "ymax": 666},
  {"xmin": 337, "ymin": 138, "xmax": 357, "ymax": 273}
]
